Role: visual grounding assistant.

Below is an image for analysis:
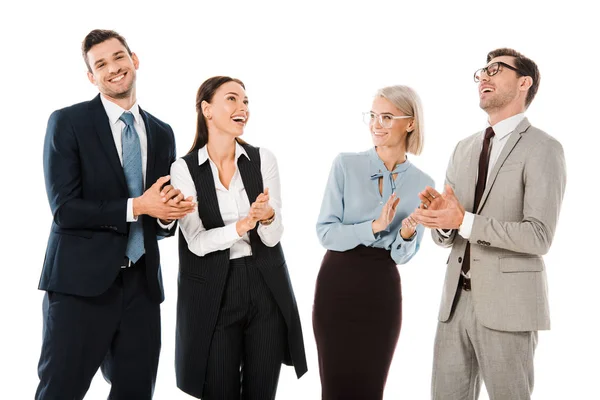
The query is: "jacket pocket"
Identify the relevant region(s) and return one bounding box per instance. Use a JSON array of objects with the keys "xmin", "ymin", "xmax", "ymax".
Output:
[
  {"xmin": 51, "ymin": 226, "xmax": 93, "ymax": 239},
  {"xmin": 179, "ymin": 269, "xmax": 207, "ymax": 283},
  {"xmin": 499, "ymin": 254, "xmax": 544, "ymax": 272},
  {"xmin": 498, "ymin": 161, "xmax": 523, "ymax": 174}
]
